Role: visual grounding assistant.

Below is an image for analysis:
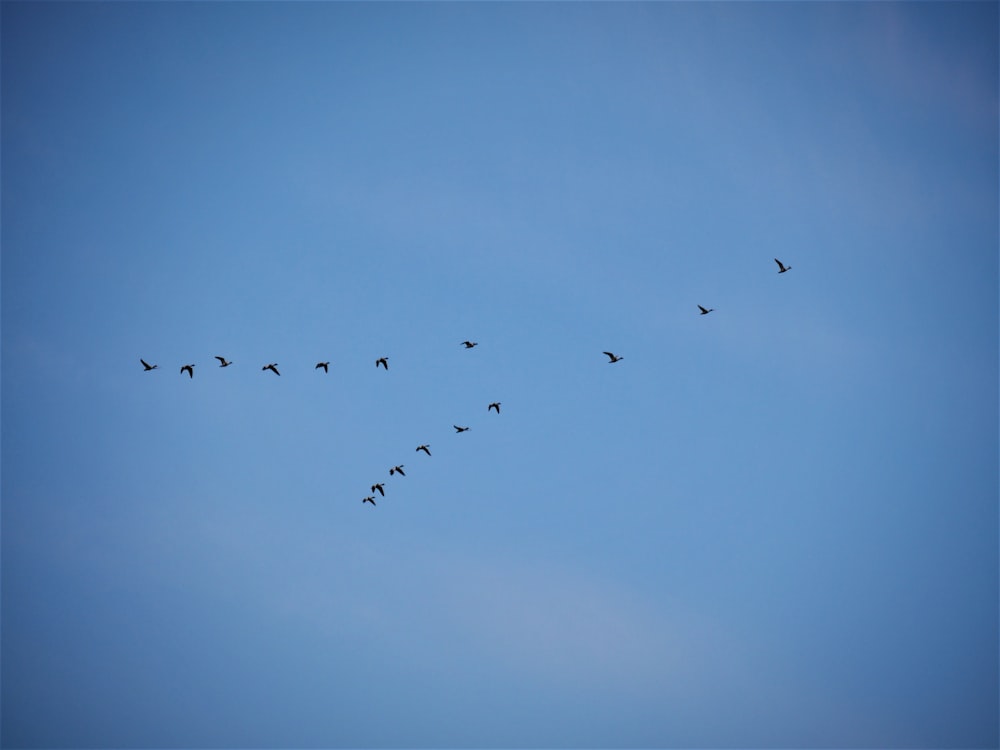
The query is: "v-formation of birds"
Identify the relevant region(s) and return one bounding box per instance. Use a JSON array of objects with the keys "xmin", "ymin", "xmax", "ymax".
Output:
[
  {"xmin": 141, "ymin": 259, "xmax": 791, "ymax": 505},
  {"xmin": 144, "ymin": 341, "xmax": 503, "ymax": 508}
]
